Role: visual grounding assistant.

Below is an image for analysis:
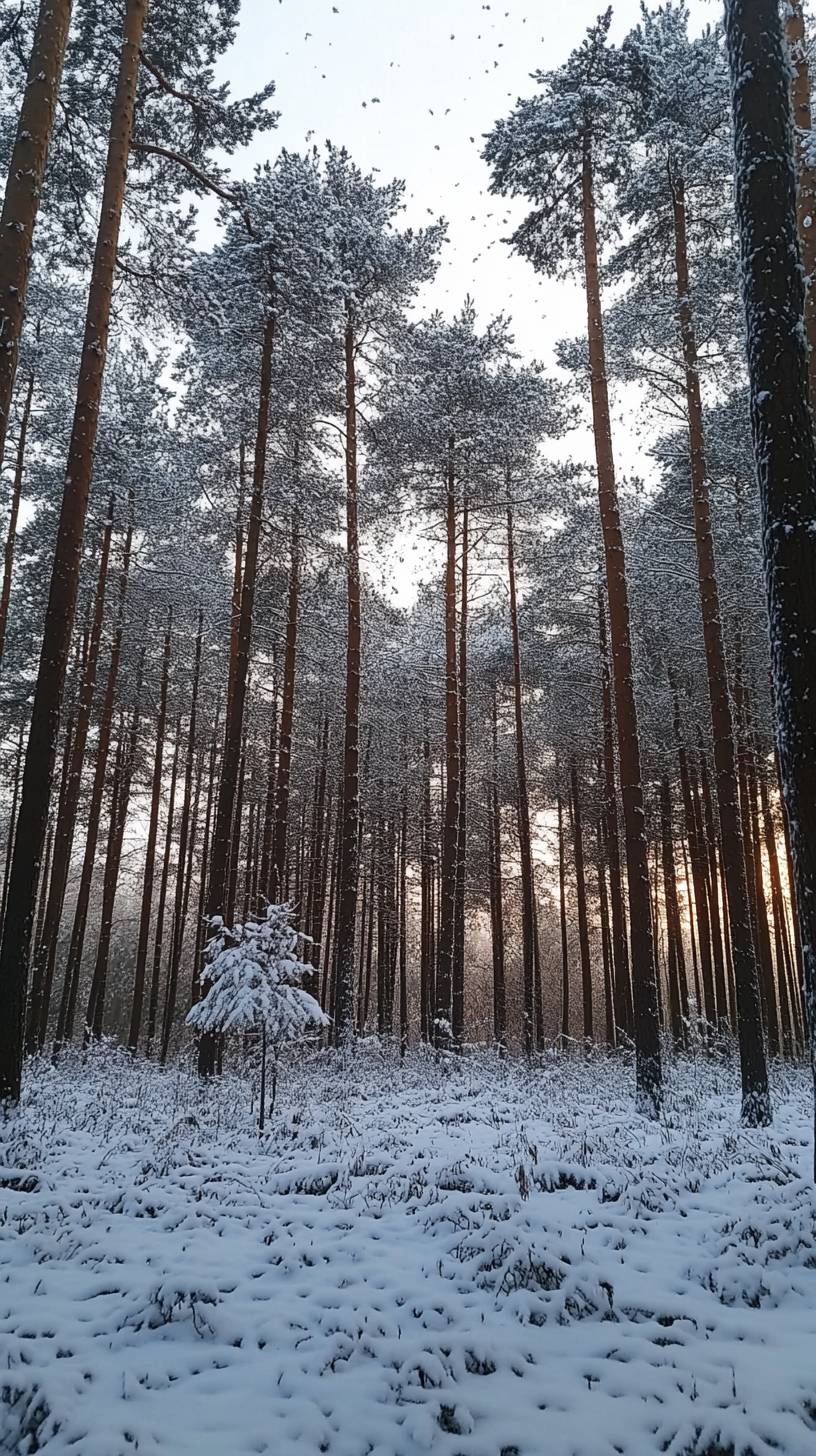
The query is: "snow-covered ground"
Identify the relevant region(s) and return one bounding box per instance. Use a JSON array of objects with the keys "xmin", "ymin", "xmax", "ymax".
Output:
[{"xmin": 1, "ymin": 1042, "xmax": 814, "ymax": 1456}]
